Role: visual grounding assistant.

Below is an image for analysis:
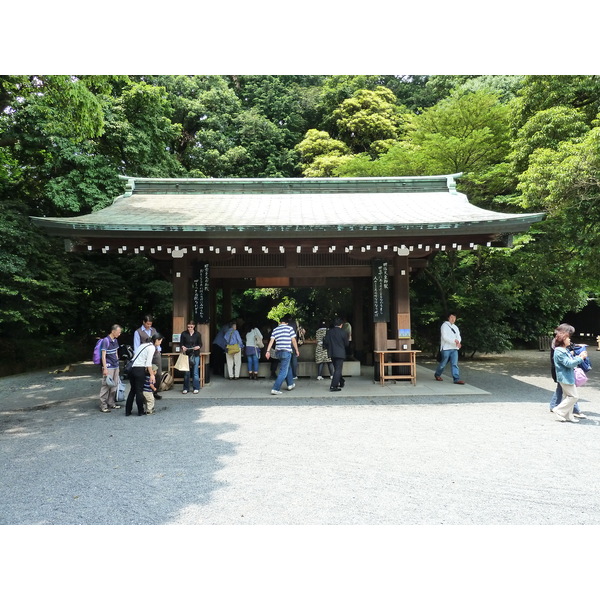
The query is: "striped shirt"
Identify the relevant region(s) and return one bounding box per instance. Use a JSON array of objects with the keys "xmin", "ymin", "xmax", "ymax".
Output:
[
  {"xmin": 270, "ymin": 324, "xmax": 296, "ymax": 352},
  {"xmin": 100, "ymin": 336, "xmax": 120, "ymax": 369}
]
